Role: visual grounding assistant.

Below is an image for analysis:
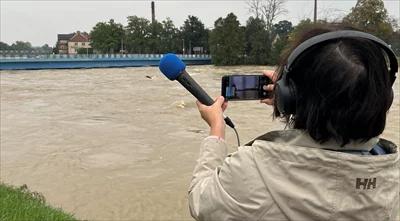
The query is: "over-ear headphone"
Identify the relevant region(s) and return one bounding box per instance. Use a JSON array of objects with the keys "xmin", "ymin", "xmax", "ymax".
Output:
[{"xmin": 275, "ymin": 30, "xmax": 398, "ymax": 115}]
